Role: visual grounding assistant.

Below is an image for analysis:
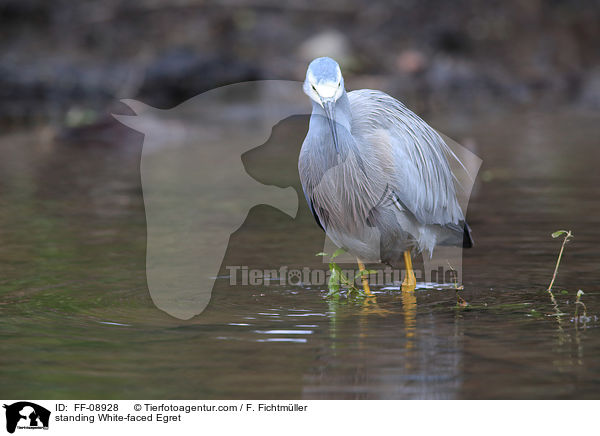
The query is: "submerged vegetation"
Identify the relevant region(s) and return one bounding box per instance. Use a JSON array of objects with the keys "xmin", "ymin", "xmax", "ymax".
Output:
[{"xmin": 317, "ymin": 249, "xmax": 375, "ymax": 300}]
